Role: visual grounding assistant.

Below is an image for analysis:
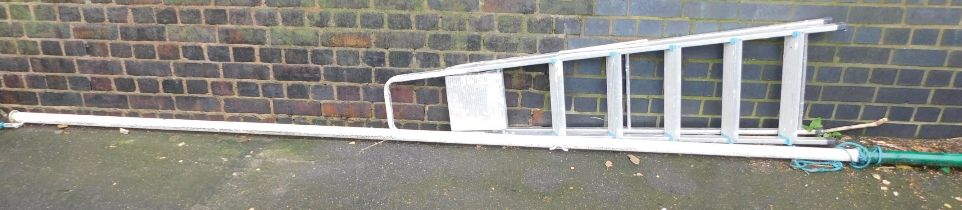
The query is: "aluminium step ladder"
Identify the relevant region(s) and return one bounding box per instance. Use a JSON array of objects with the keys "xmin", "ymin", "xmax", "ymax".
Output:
[{"xmin": 383, "ymin": 18, "xmax": 845, "ymax": 145}]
